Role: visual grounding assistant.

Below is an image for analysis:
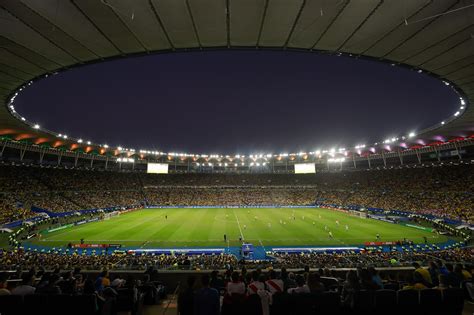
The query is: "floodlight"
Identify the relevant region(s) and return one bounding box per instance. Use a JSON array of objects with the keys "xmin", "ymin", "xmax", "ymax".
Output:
[
  {"xmin": 33, "ymin": 124, "xmax": 40, "ymax": 129},
  {"xmin": 408, "ymin": 132, "xmax": 415, "ymax": 138}
]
